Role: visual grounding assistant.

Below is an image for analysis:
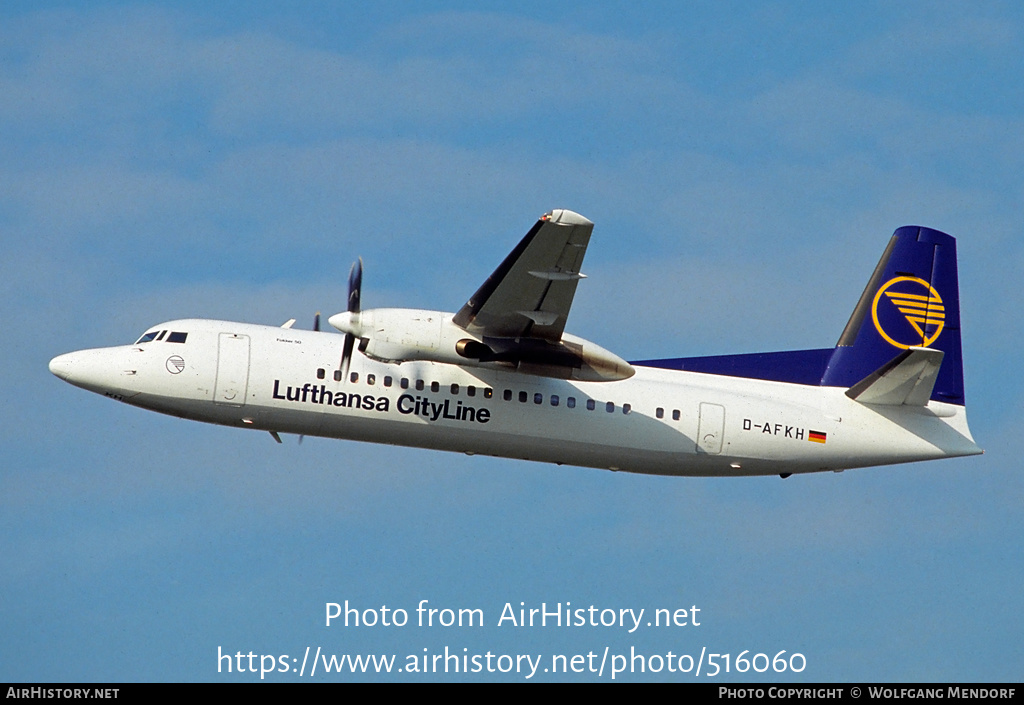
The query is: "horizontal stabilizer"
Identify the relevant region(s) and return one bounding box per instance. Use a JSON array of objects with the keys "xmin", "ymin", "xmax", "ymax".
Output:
[{"xmin": 845, "ymin": 347, "xmax": 944, "ymax": 406}]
